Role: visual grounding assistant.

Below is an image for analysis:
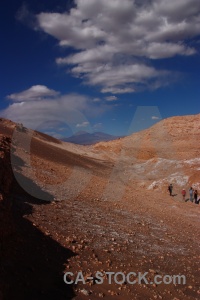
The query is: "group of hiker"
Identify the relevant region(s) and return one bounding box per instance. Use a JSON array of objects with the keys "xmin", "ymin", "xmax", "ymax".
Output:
[
  {"xmin": 168, "ymin": 184, "xmax": 199, "ymax": 204},
  {"xmin": 188, "ymin": 187, "xmax": 199, "ymax": 204}
]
